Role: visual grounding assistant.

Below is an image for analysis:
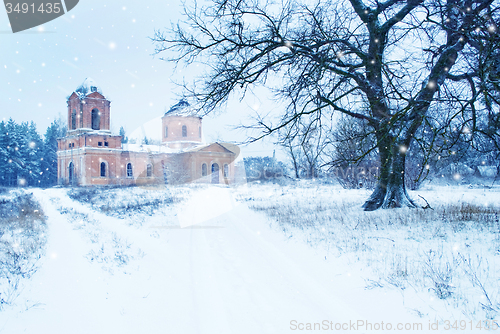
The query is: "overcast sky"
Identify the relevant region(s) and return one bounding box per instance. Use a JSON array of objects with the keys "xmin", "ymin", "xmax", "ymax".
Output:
[{"xmin": 0, "ymin": 0, "xmax": 281, "ymax": 159}]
